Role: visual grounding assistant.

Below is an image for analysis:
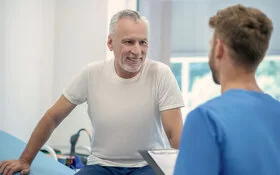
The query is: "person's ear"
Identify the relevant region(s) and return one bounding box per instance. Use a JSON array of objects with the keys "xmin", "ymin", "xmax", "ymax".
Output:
[
  {"xmin": 107, "ymin": 35, "xmax": 113, "ymax": 51},
  {"xmin": 215, "ymin": 39, "xmax": 224, "ymax": 60}
]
